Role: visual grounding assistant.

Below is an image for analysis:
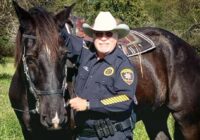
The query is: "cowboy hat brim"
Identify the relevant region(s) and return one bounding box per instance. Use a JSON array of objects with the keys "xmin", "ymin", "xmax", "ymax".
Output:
[{"xmin": 82, "ymin": 23, "xmax": 130, "ymax": 39}]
